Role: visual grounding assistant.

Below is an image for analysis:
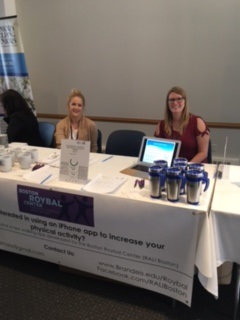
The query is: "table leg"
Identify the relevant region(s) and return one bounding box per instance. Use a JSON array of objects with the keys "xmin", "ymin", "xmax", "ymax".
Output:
[{"xmin": 233, "ymin": 263, "xmax": 240, "ymax": 320}]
